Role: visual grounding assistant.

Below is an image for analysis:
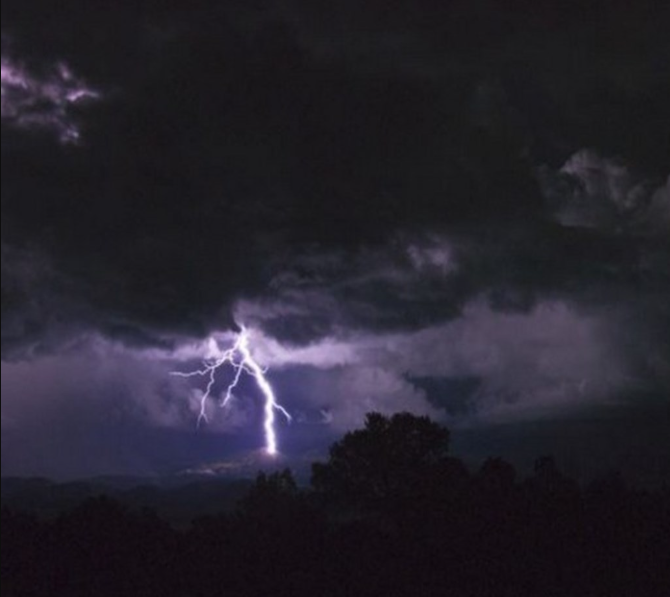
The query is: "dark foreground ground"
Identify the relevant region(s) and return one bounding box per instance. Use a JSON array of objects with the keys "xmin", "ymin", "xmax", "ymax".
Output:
[{"xmin": 3, "ymin": 413, "xmax": 669, "ymax": 596}]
